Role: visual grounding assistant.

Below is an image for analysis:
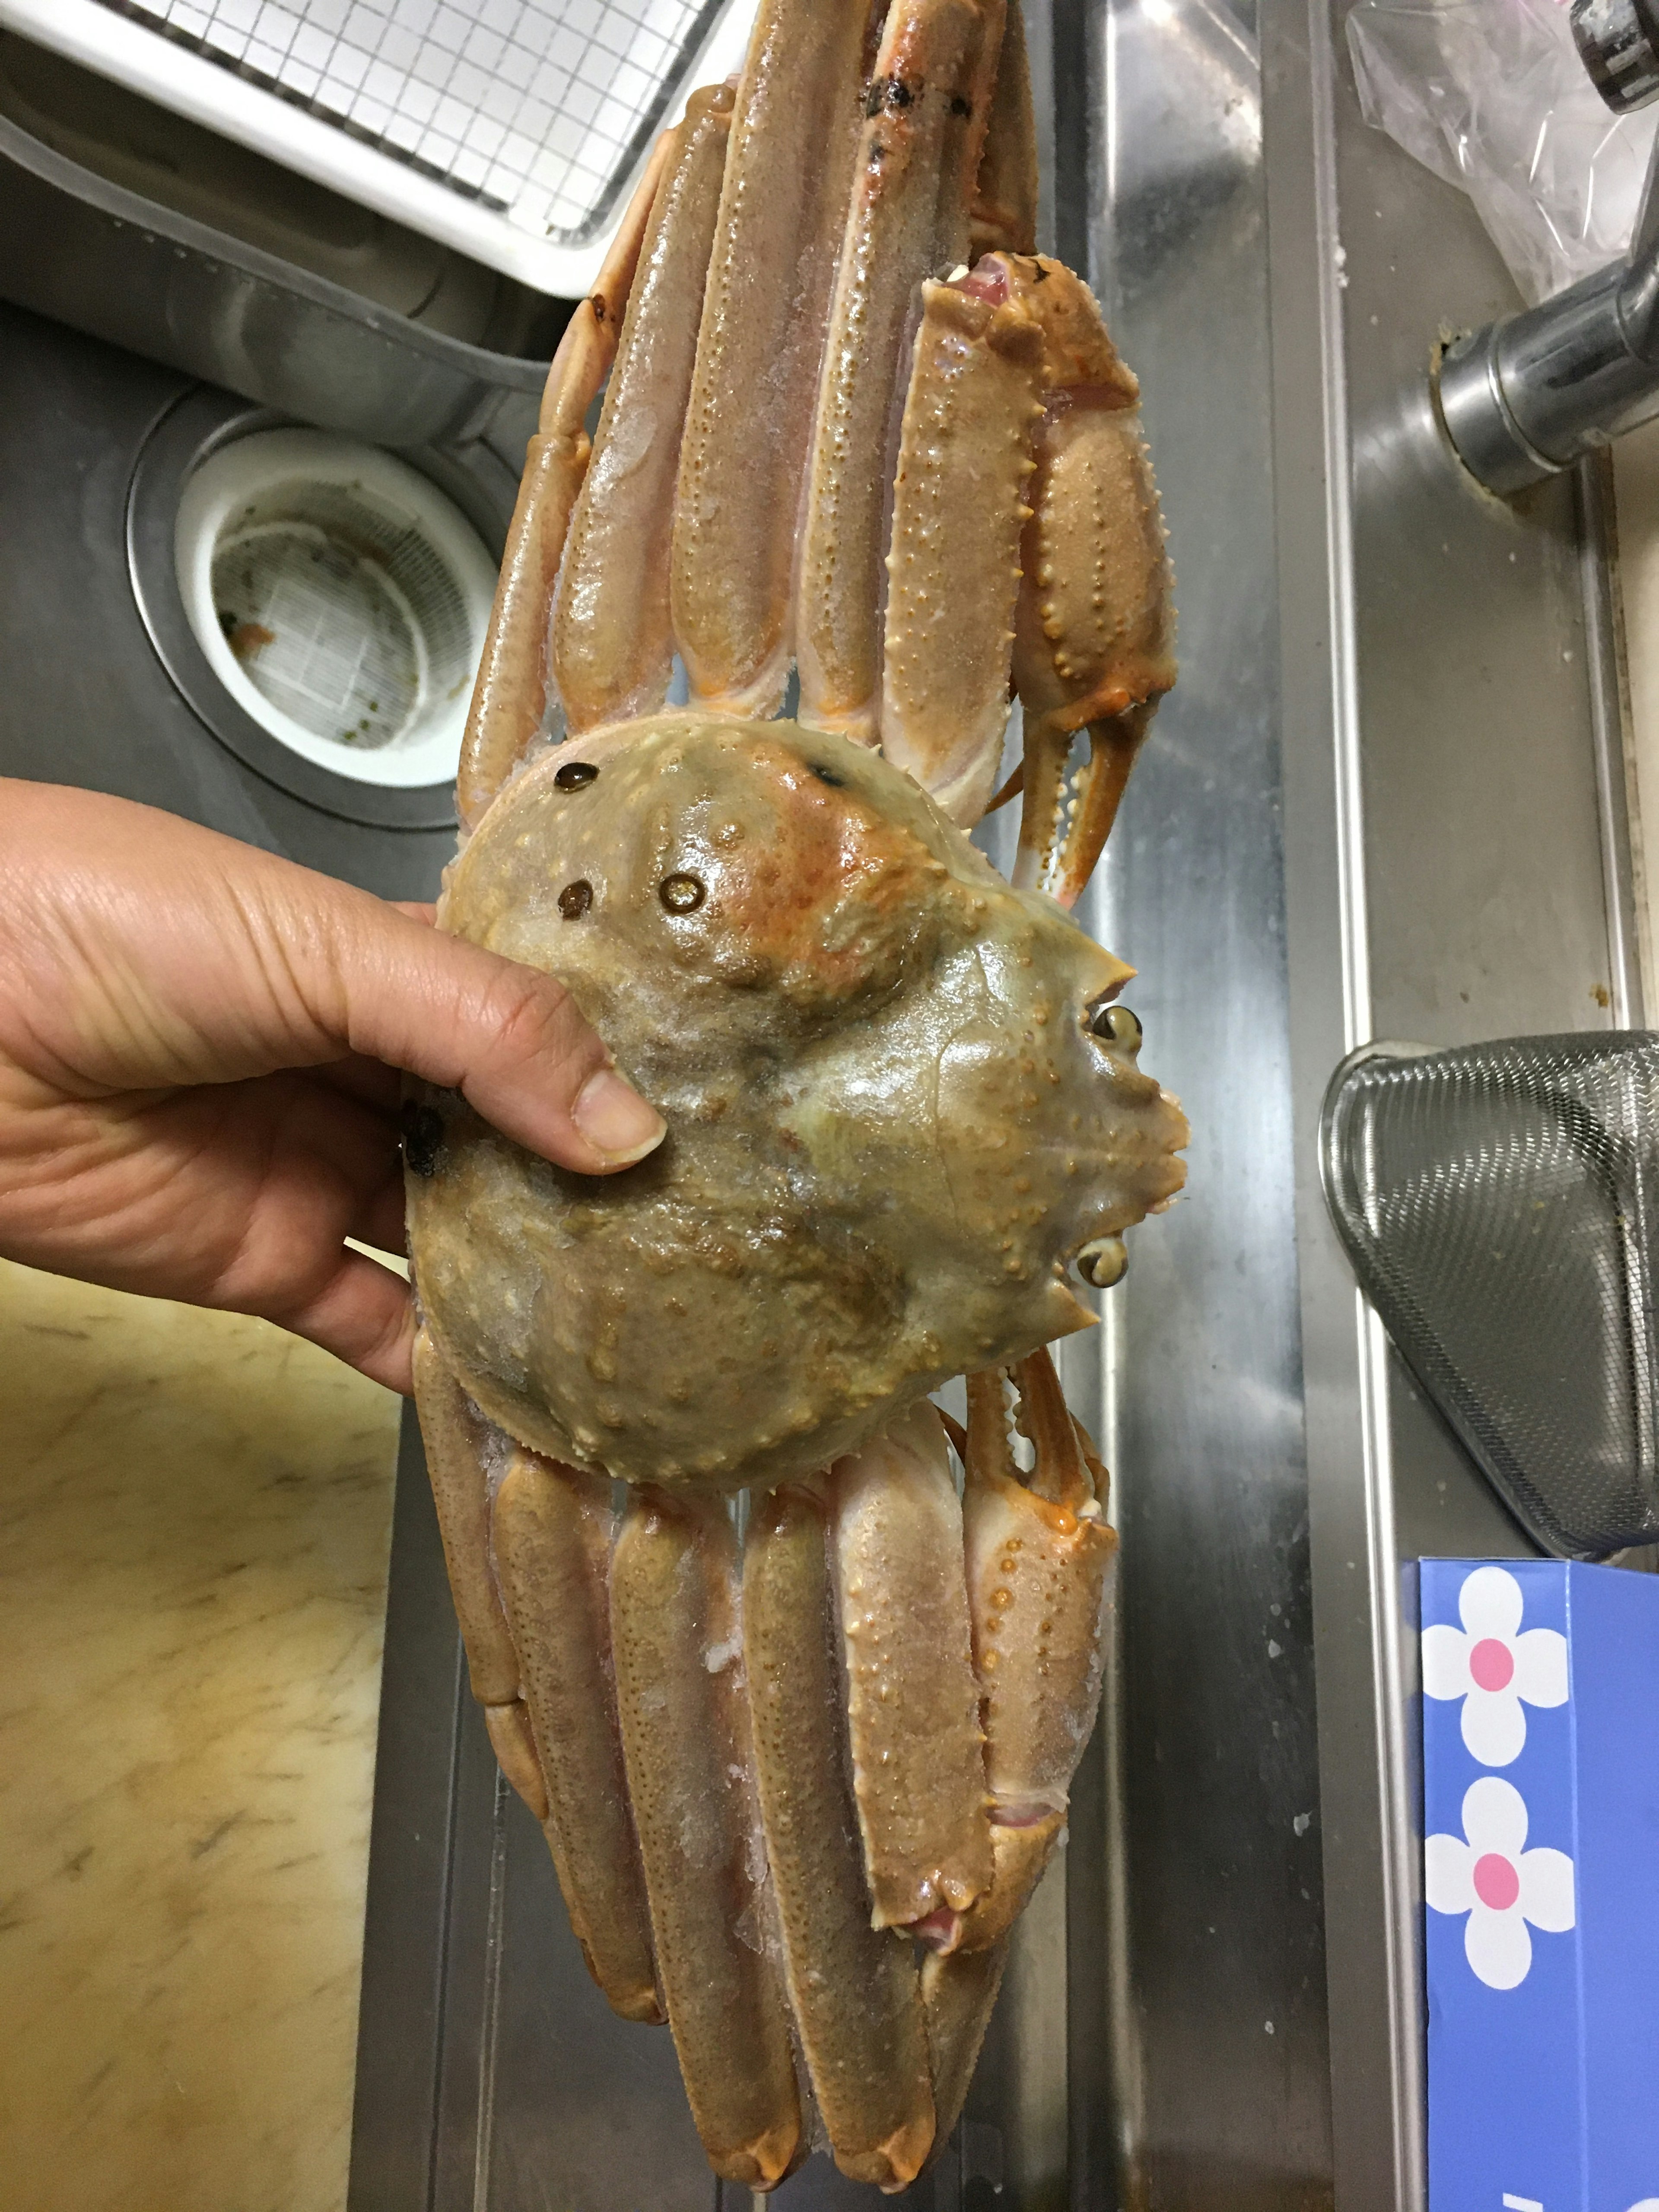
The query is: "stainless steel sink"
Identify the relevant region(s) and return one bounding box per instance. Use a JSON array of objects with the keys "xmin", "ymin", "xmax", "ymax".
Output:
[{"xmin": 0, "ymin": 296, "xmax": 503, "ymax": 895}]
